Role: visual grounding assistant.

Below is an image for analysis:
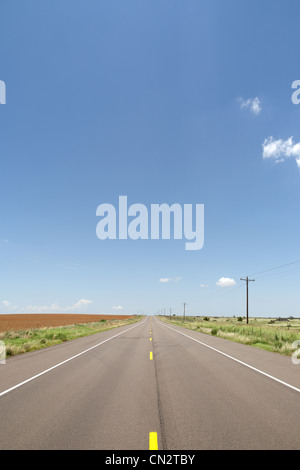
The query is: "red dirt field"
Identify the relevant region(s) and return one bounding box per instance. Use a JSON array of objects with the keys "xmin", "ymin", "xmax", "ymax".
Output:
[{"xmin": 0, "ymin": 314, "xmax": 134, "ymax": 332}]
